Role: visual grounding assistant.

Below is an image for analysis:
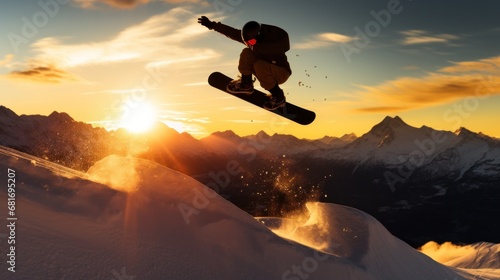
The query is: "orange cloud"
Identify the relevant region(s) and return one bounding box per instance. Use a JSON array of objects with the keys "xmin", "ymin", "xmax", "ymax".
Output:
[
  {"xmin": 354, "ymin": 55, "xmax": 500, "ymax": 113},
  {"xmin": 75, "ymin": 0, "xmax": 150, "ymax": 9},
  {"xmin": 356, "ymin": 106, "xmax": 413, "ymax": 113},
  {"xmin": 76, "ymin": 0, "xmax": 205, "ymax": 8},
  {"xmin": 439, "ymin": 56, "xmax": 500, "ymax": 73},
  {"xmin": 8, "ymin": 64, "xmax": 78, "ymax": 83},
  {"xmin": 163, "ymin": 0, "xmax": 204, "ymax": 3}
]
